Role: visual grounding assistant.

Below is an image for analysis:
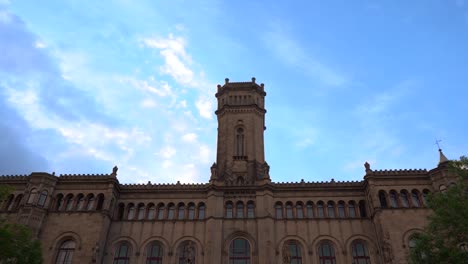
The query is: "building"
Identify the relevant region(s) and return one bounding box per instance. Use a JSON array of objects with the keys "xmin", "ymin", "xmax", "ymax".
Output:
[{"xmin": 0, "ymin": 78, "xmax": 458, "ymax": 264}]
